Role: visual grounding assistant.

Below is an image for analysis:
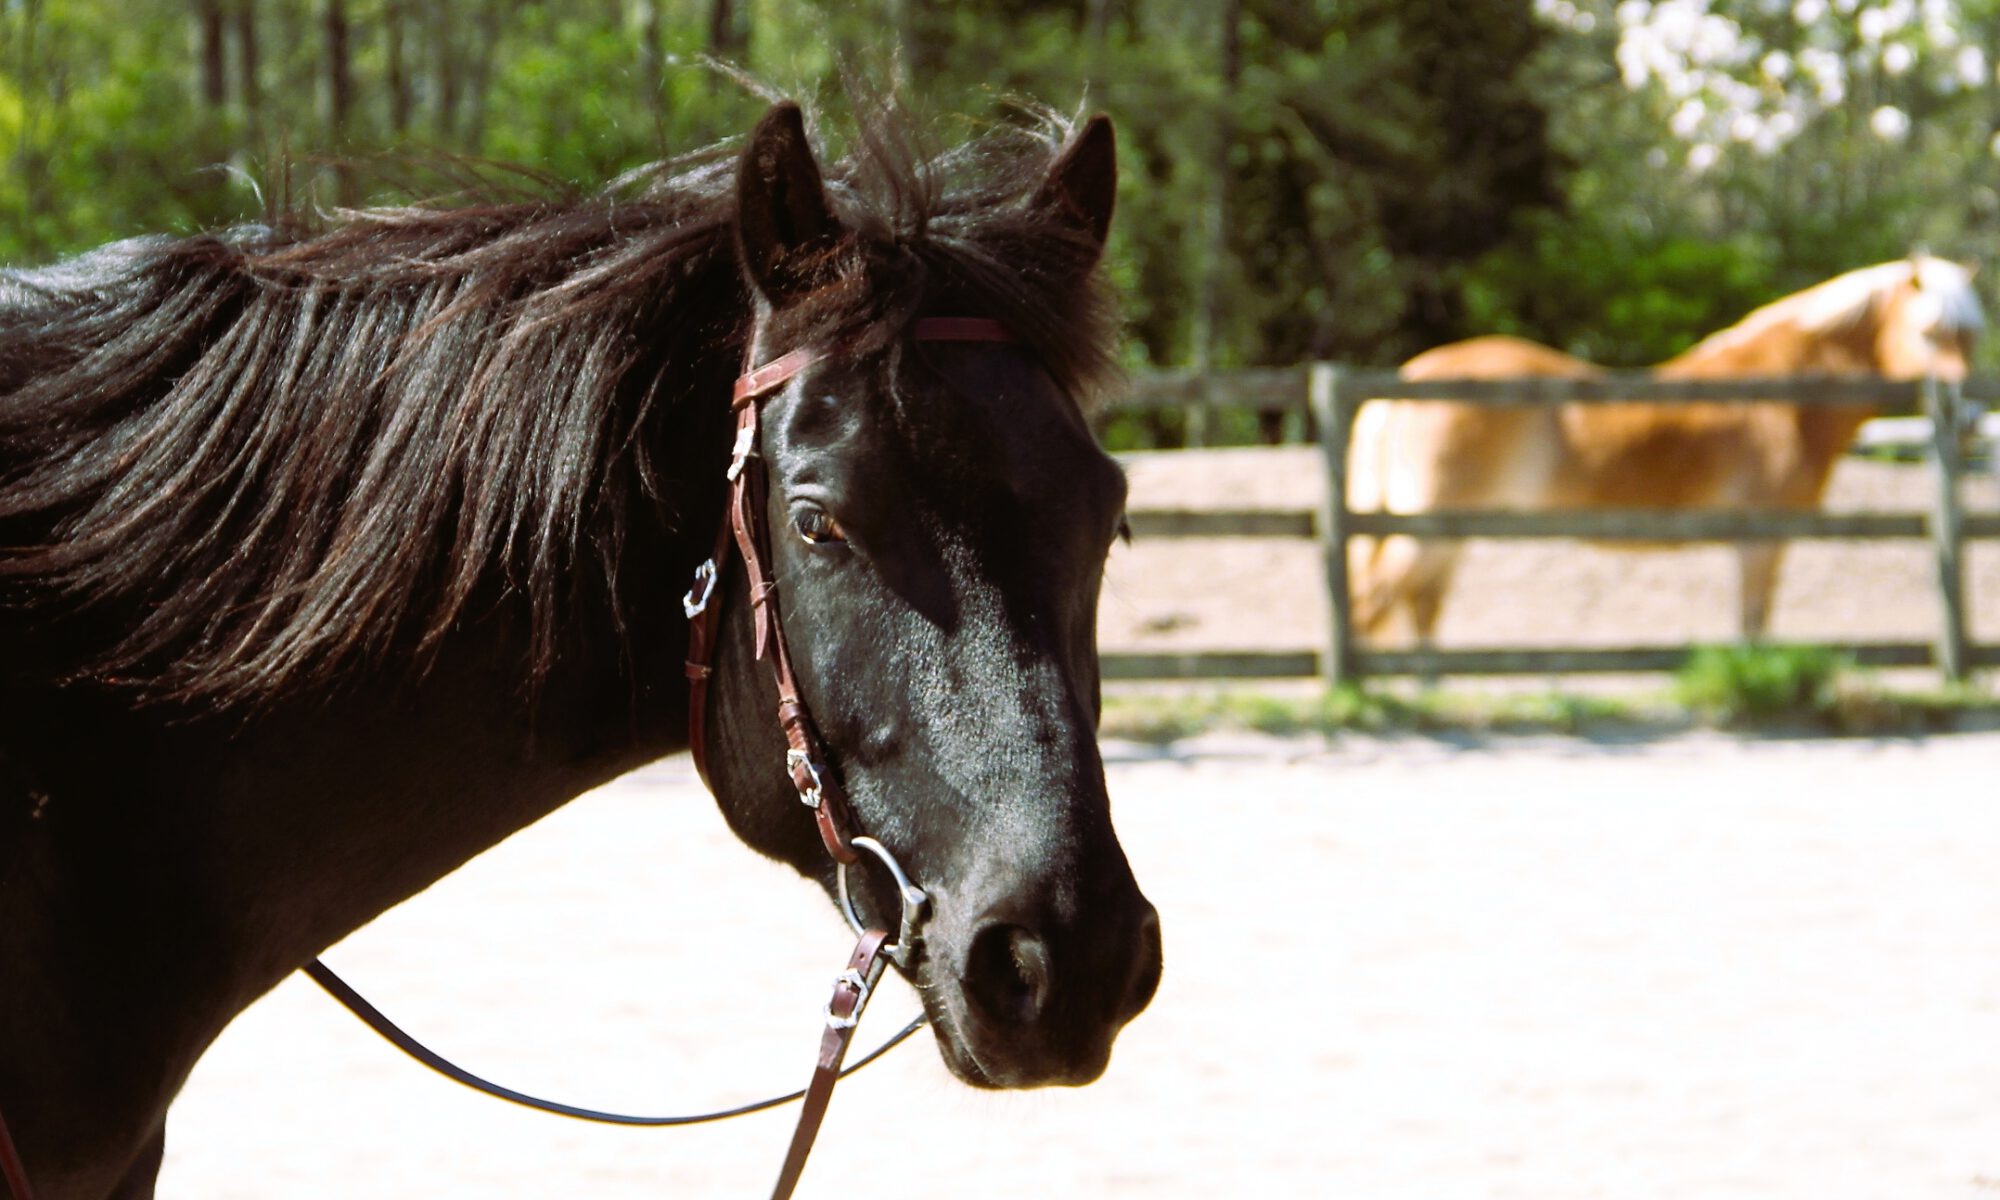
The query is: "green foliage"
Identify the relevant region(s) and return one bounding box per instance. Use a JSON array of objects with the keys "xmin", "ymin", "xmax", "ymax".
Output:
[
  {"xmin": 1672, "ymin": 643, "xmax": 1849, "ymax": 724},
  {"xmin": 1463, "ymin": 216, "xmax": 1776, "ymax": 365},
  {"xmin": 5, "ymin": 1, "xmax": 2000, "ymax": 382}
]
